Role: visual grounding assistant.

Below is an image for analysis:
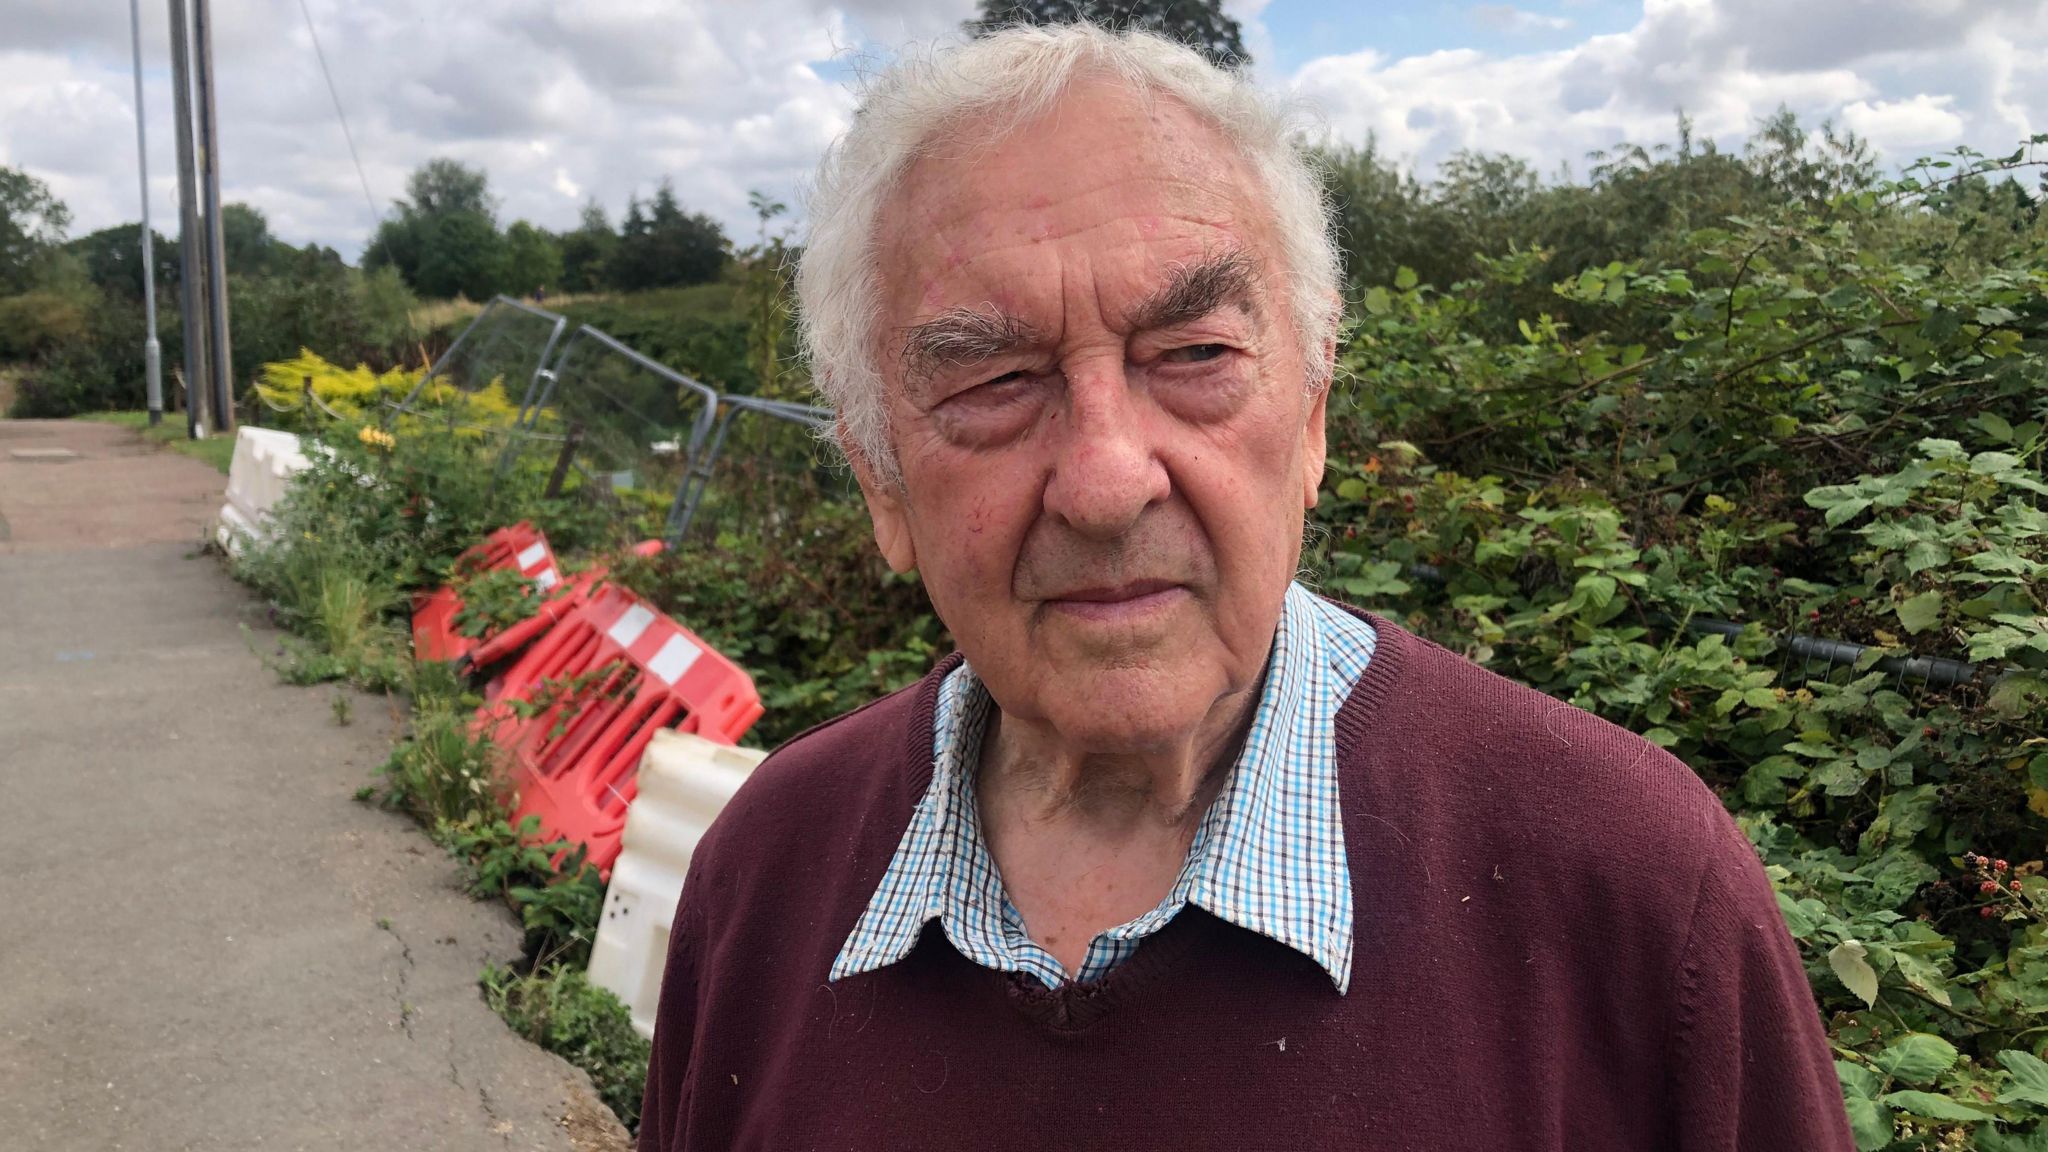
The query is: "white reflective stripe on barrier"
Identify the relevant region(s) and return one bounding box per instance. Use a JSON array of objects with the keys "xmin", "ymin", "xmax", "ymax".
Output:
[
  {"xmin": 607, "ymin": 604, "xmax": 655, "ymax": 648},
  {"xmin": 647, "ymin": 635, "xmax": 701, "ymax": 686},
  {"xmin": 517, "ymin": 542, "xmax": 549, "ymax": 570},
  {"xmin": 534, "ymin": 568, "xmax": 559, "ymax": 591}
]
